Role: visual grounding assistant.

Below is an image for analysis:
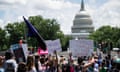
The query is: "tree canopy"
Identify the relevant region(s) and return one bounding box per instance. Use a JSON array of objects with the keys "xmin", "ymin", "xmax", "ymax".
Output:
[
  {"xmin": 0, "ymin": 15, "xmax": 71, "ymax": 51},
  {"xmin": 89, "ymin": 26, "xmax": 120, "ymax": 49}
]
